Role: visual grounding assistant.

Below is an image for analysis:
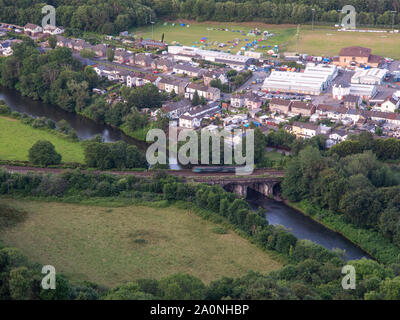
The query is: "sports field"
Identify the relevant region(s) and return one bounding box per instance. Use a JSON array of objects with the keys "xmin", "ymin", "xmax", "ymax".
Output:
[
  {"xmin": 0, "ymin": 199, "xmax": 282, "ymax": 287},
  {"xmin": 0, "ymin": 116, "xmax": 84, "ymax": 163},
  {"xmin": 132, "ymin": 21, "xmax": 296, "ymax": 54},
  {"xmin": 131, "ymin": 21, "xmax": 400, "ymax": 59}
]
